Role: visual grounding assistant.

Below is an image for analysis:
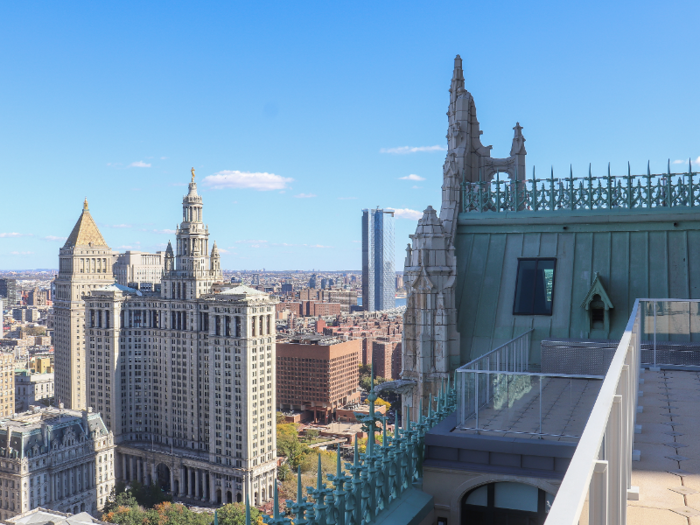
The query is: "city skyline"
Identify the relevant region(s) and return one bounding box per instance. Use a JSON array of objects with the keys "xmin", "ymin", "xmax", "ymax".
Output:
[{"xmin": 1, "ymin": 2, "xmax": 699, "ymax": 270}]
